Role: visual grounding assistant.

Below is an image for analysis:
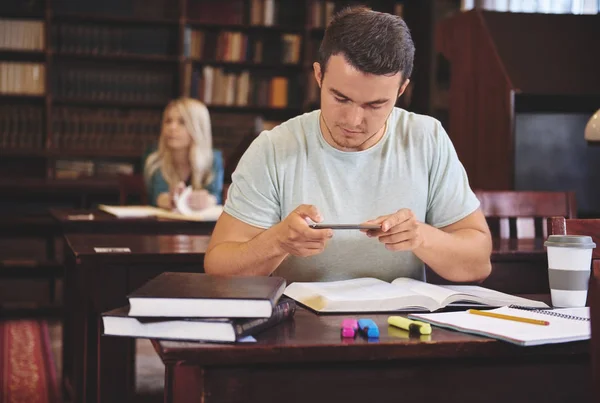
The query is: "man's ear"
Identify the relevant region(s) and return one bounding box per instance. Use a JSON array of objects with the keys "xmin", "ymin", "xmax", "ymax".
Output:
[
  {"xmin": 313, "ymin": 62, "xmax": 322, "ymax": 88},
  {"xmin": 397, "ymin": 78, "xmax": 411, "ymax": 98}
]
